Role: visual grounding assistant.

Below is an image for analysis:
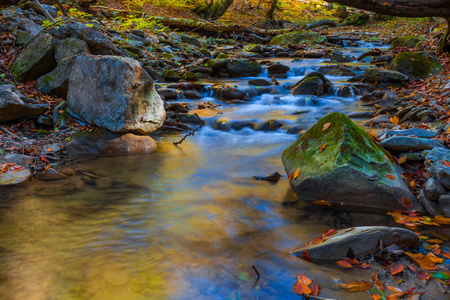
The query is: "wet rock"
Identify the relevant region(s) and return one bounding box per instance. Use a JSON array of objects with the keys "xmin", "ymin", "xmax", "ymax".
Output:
[
  {"xmin": 256, "ymin": 119, "xmax": 285, "ymax": 131},
  {"xmin": 364, "ymin": 114, "xmax": 390, "ymax": 127},
  {"xmin": 207, "ymin": 58, "xmax": 231, "ymax": 69},
  {"xmin": 50, "ymin": 23, "xmax": 124, "ymax": 56},
  {"xmin": 330, "ymin": 51, "xmax": 354, "ymax": 63},
  {"xmin": 291, "ymin": 226, "xmax": 419, "ymax": 263},
  {"xmin": 387, "ymin": 52, "xmax": 442, "ymax": 80},
  {"xmin": 10, "ymin": 31, "xmax": 56, "ymax": 82},
  {"xmin": 183, "ymin": 89, "xmax": 202, "ymax": 99},
  {"xmin": 390, "ymin": 35, "xmax": 424, "ymax": 48},
  {"xmin": 157, "ymin": 88, "xmax": 179, "ymax": 100},
  {"xmin": 248, "ymin": 79, "xmax": 271, "ymax": 86},
  {"xmin": 347, "ymin": 111, "xmax": 374, "ymax": 118},
  {"xmin": 67, "ymin": 54, "xmax": 165, "ymax": 134},
  {"xmin": 96, "ymin": 177, "xmax": 113, "ymax": 190},
  {"xmin": 386, "ymin": 128, "xmax": 438, "ymax": 138},
  {"xmin": 364, "ymin": 68, "xmax": 409, "ymax": 82},
  {"xmin": 36, "ymin": 115, "xmax": 53, "ymax": 127},
  {"xmin": 0, "ymin": 166, "xmax": 31, "ymax": 185},
  {"xmin": 212, "ymin": 118, "xmax": 231, "ymax": 131},
  {"xmin": 161, "ymin": 70, "xmax": 181, "ymax": 82},
  {"xmin": 290, "ymin": 72, "xmax": 333, "ymax": 96},
  {"xmin": 2, "ymin": 153, "xmax": 34, "ymax": 166},
  {"xmin": 381, "ymin": 136, "xmax": 444, "ymax": 152},
  {"xmin": 65, "ymin": 129, "xmax": 157, "ymax": 156},
  {"xmin": 180, "ymin": 33, "xmax": 201, "ymax": 47},
  {"xmin": 227, "ymin": 59, "xmax": 262, "ymax": 77},
  {"xmin": 337, "ymin": 85, "xmax": 356, "ymax": 98},
  {"xmin": 168, "ymin": 103, "xmax": 188, "ymax": 113},
  {"xmin": 425, "ymin": 178, "xmax": 446, "ymax": 201},
  {"xmin": 230, "ymin": 120, "xmax": 256, "ymax": 130},
  {"xmin": 267, "ymin": 63, "xmax": 290, "ymax": 78},
  {"xmin": 438, "ymin": 195, "xmax": 450, "ymax": 218},
  {"xmin": 252, "ymin": 172, "xmax": 281, "ymax": 182},
  {"xmin": 425, "ymin": 148, "xmax": 450, "ymax": 189},
  {"xmin": 243, "ymin": 44, "xmax": 262, "ymax": 53},
  {"xmin": 418, "ymin": 189, "xmax": 442, "ymax": 216},
  {"xmin": 270, "ymin": 31, "xmax": 326, "ymax": 45},
  {"xmin": 316, "ymin": 65, "xmax": 356, "ymax": 76},
  {"xmin": 281, "ymin": 112, "xmax": 420, "ymax": 212},
  {"xmin": 302, "ymin": 51, "xmax": 325, "ymax": 58},
  {"xmin": 0, "ymin": 84, "xmax": 48, "ymax": 122},
  {"xmin": 37, "ymin": 168, "xmax": 67, "ymax": 181},
  {"xmin": 212, "ymin": 86, "xmax": 247, "ymax": 100},
  {"xmin": 421, "ymin": 278, "xmax": 447, "ymax": 300}
]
